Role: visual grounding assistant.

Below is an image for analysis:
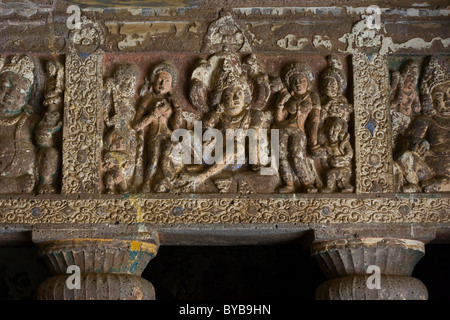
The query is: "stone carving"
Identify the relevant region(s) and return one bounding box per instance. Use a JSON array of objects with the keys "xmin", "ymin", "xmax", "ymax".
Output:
[
  {"xmin": 390, "ymin": 60, "xmax": 421, "ymax": 150},
  {"xmin": 43, "ymin": 61, "xmax": 64, "ymax": 113},
  {"xmin": 133, "ymin": 61, "xmax": 184, "ymax": 193},
  {"xmin": 0, "ymin": 55, "xmax": 36, "ymax": 194},
  {"xmin": 102, "ymin": 64, "xmax": 140, "ymax": 194},
  {"xmin": 62, "ymin": 16, "xmax": 103, "ymax": 194},
  {"xmin": 395, "ymin": 56, "xmax": 450, "ymax": 193},
  {"xmin": 63, "ymin": 53, "xmax": 103, "ymax": 194},
  {"xmin": 315, "ymin": 56, "xmax": 354, "ymax": 193},
  {"xmin": 69, "ymin": 16, "xmax": 104, "ymax": 54},
  {"xmin": 154, "ymin": 50, "xmax": 282, "ymax": 194},
  {"xmin": 319, "ymin": 56, "xmax": 352, "ymax": 124},
  {"xmin": 36, "ymin": 60, "xmax": 64, "ymax": 194},
  {"xmin": 341, "ymin": 18, "xmax": 394, "ymax": 193},
  {"xmin": 243, "ymin": 54, "xmax": 275, "ymax": 171},
  {"xmin": 203, "ymin": 12, "xmax": 252, "ymax": 53},
  {"xmin": 275, "ymin": 62, "xmax": 321, "ymax": 193},
  {"xmin": 0, "ymin": 196, "xmax": 448, "ymax": 225},
  {"xmin": 313, "ymin": 117, "xmax": 354, "ymax": 193},
  {"xmin": 180, "ymin": 51, "xmax": 255, "ymax": 190}
]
